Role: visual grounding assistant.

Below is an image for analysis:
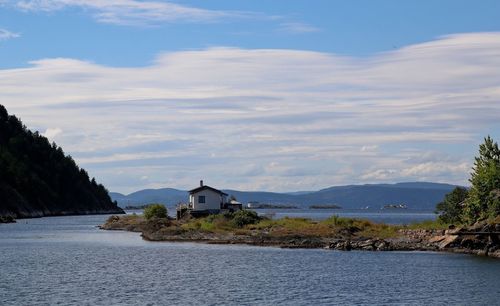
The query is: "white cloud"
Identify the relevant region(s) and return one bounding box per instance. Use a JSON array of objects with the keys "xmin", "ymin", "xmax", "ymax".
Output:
[
  {"xmin": 361, "ymin": 169, "xmax": 398, "ymax": 180},
  {"xmin": 0, "ymin": 28, "xmax": 20, "ymax": 41},
  {"xmin": 1, "ymin": 32, "xmax": 499, "ymax": 192},
  {"xmin": 361, "ymin": 145, "xmax": 379, "ymax": 152},
  {"xmin": 7, "ymin": 0, "xmax": 246, "ymax": 25},
  {"xmin": 42, "ymin": 127, "xmax": 62, "ymax": 140},
  {"xmin": 401, "ymin": 162, "xmax": 470, "ymax": 177}
]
